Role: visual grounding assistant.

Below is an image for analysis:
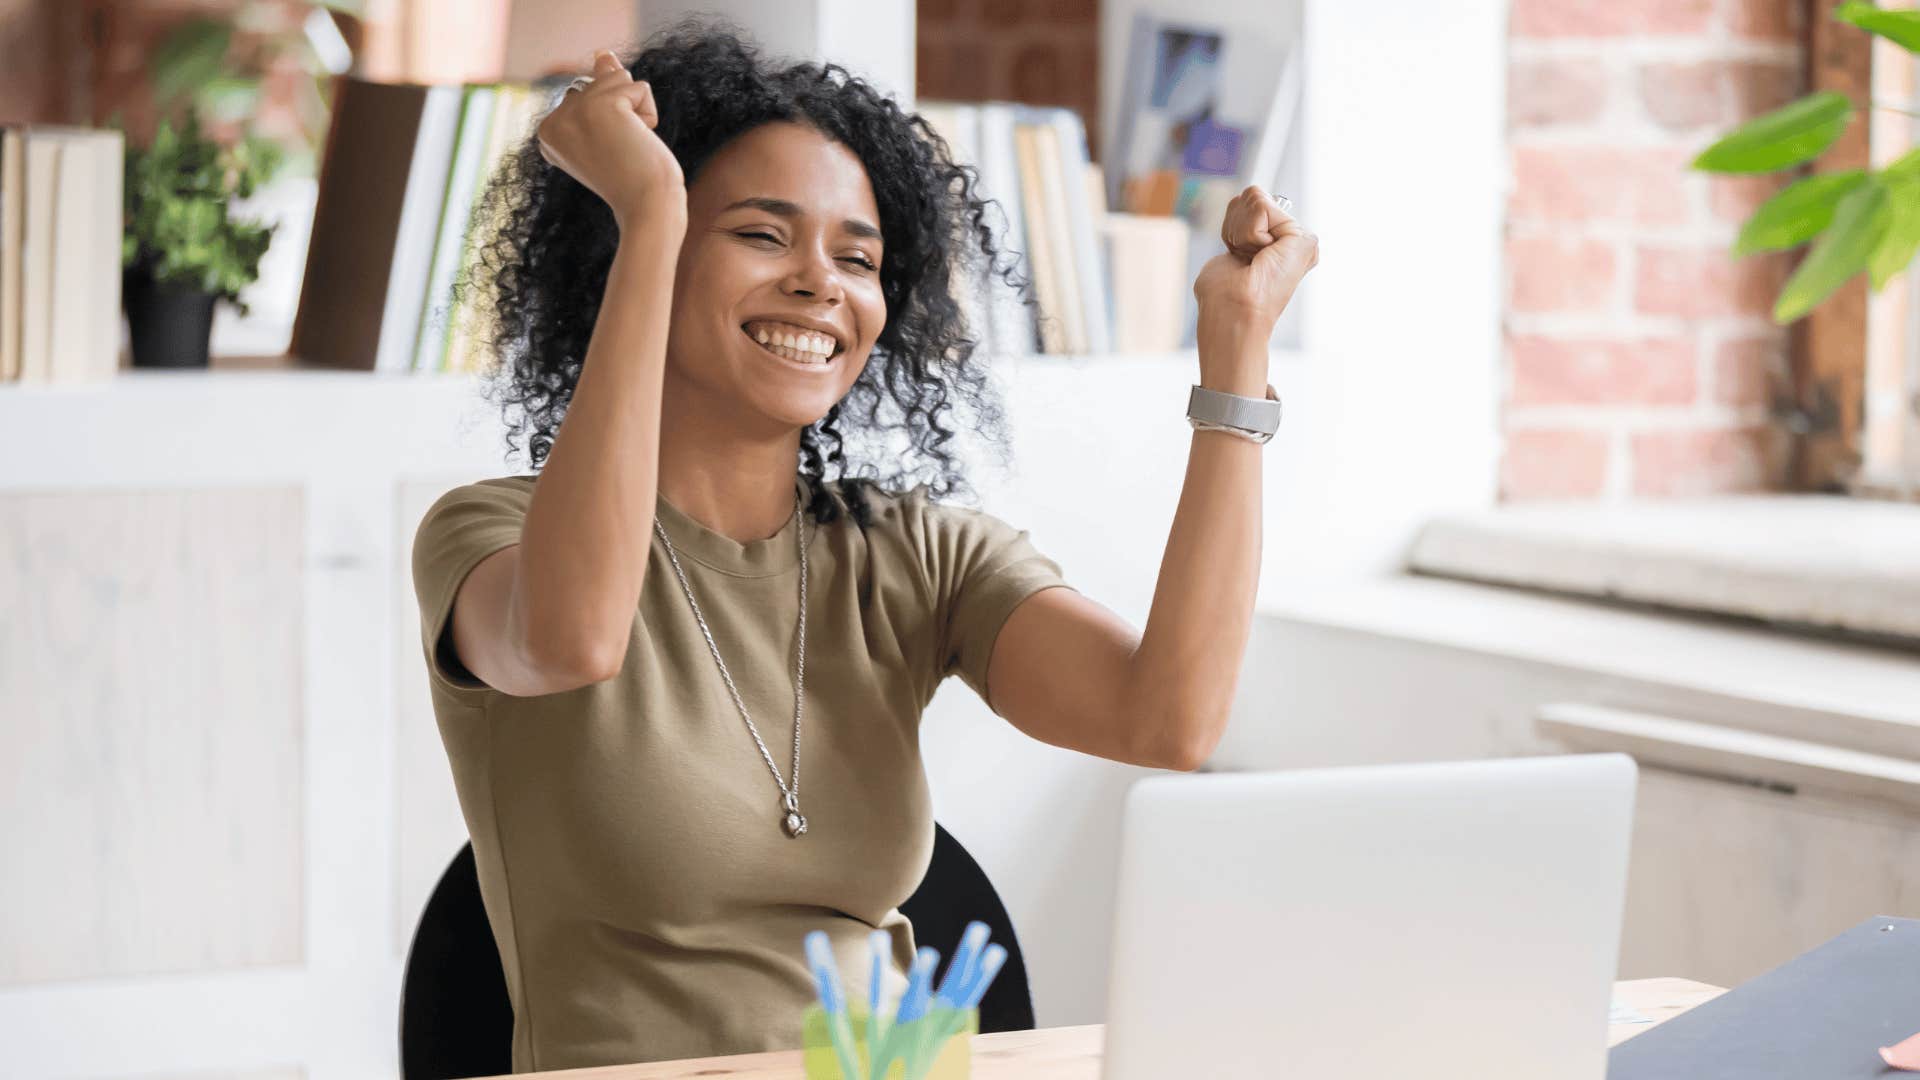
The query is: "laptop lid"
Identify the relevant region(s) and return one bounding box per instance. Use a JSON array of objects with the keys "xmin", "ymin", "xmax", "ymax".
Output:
[{"xmin": 1101, "ymin": 753, "xmax": 1637, "ymax": 1080}]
